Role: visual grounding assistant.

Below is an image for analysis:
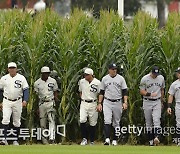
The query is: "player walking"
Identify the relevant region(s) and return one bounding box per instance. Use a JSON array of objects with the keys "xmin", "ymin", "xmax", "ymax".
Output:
[
  {"xmin": 167, "ymin": 67, "xmax": 180, "ymax": 146},
  {"xmin": 0, "ymin": 62, "xmax": 29, "ymax": 145},
  {"xmin": 98, "ymin": 63, "xmax": 128, "ymax": 146},
  {"xmin": 34, "ymin": 66, "xmax": 59, "ymax": 145},
  {"xmin": 140, "ymin": 66, "xmax": 165, "ymax": 146},
  {"xmin": 78, "ymin": 68, "xmax": 101, "ymax": 145}
]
